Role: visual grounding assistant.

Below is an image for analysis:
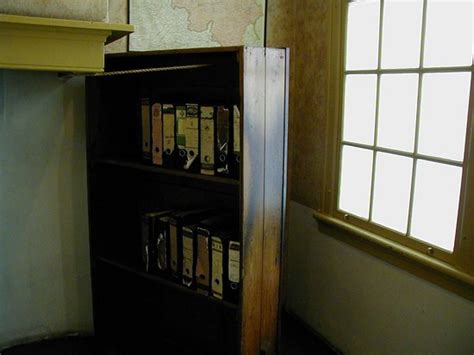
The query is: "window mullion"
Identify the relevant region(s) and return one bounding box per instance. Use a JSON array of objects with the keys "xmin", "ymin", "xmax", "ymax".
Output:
[
  {"xmin": 406, "ymin": 0, "xmax": 429, "ymax": 238},
  {"xmin": 368, "ymin": 0, "xmax": 385, "ymax": 222}
]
